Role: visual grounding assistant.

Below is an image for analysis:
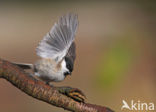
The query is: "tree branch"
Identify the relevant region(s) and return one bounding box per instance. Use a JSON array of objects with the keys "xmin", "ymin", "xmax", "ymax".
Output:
[{"xmin": 0, "ymin": 58, "xmax": 114, "ymax": 112}]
